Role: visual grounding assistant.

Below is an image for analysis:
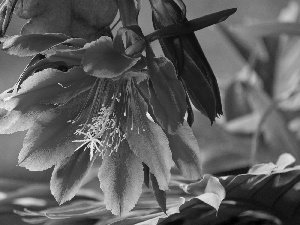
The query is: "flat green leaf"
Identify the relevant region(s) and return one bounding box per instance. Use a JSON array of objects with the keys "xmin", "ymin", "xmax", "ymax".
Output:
[
  {"xmin": 82, "ymin": 37, "xmax": 138, "ymax": 79},
  {"xmin": 98, "ymin": 140, "xmax": 144, "ymax": 216},
  {"xmin": 50, "ymin": 147, "xmax": 96, "ymax": 205},
  {"xmin": 167, "ymin": 122, "xmax": 202, "ymax": 180},
  {"xmin": 276, "ymin": 153, "xmax": 296, "ymax": 170},
  {"xmin": 1, "ymin": 33, "xmax": 69, "ymax": 56},
  {"xmin": 180, "ymin": 175, "xmax": 225, "ymax": 212},
  {"xmin": 249, "ymin": 153, "xmax": 296, "ymax": 175},
  {"xmin": 18, "ymin": 92, "xmax": 89, "ymax": 171},
  {"xmin": 217, "ymin": 163, "xmax": 300, "ymax": 225},
  {"xmin": 145, "ymin": 55, "xmax": 186, "ymax": 133},
  {"xmin": 126, "ymin": 82, "xmax": 173, "ymax": 191},
  {"xmin": 248, "ymin": 163, "xmax": 278, "ymax": 175},
  {"xmin": 17, "ymin": 159, "xmax": 300, "ymax": 225},
  {"xmin": 157, "ymin": 162, "xmax": 300, "ymax": 224}
]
